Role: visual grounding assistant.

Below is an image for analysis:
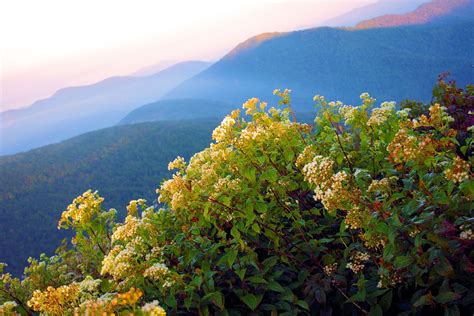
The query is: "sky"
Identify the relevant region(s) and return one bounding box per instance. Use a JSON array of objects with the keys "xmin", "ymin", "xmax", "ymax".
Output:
[{"xmin": 0, "ymin": 0, "xmax": 375, "ymax": 111}]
